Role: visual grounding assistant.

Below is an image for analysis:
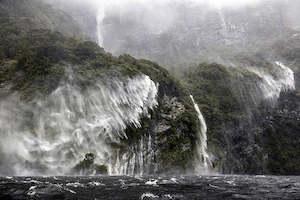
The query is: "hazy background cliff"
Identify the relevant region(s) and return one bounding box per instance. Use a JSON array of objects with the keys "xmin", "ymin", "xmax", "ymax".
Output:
[{"xmin": 44, "ymin": 0, "xmax": 300, "ymax": 69}]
